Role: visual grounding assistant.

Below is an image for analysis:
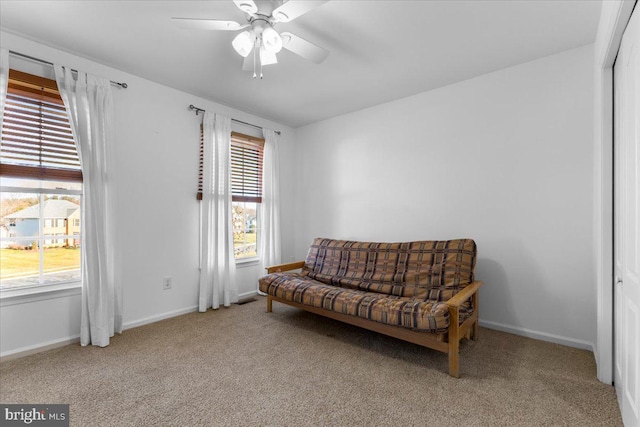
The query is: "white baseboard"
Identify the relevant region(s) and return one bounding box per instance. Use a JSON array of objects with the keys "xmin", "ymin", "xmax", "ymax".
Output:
[
  {"xmin": 479, "ymin": 319, "xmax": 596, "ymax": 352},
  {"xmin": 0, "ymin": 335, "xmax": 80, "ymax": 361},
  {"xmin": 122, "ymin": 291, "xmax": 261, "ymax": 331},
  {"xmin": 123, "ymin": 305, "xmax": 199, "ymax": 330},
  {"xmin": 238, "ymin": 290, "xmax": 258, "ymax": 300},
  {"xmin": 0, "ymin": 299, "xmax": 262, "ymax": 361},
  {"xmin": 0, "ymin": 305, "xmax": 200, "ymax": 360},
  {"xmin": 123, "ymin": 294, "xmax": 262, "ymax": 329},
  {"xmin": 1, "ymin": 308, "xmax": 596, "ymax": 362}
]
